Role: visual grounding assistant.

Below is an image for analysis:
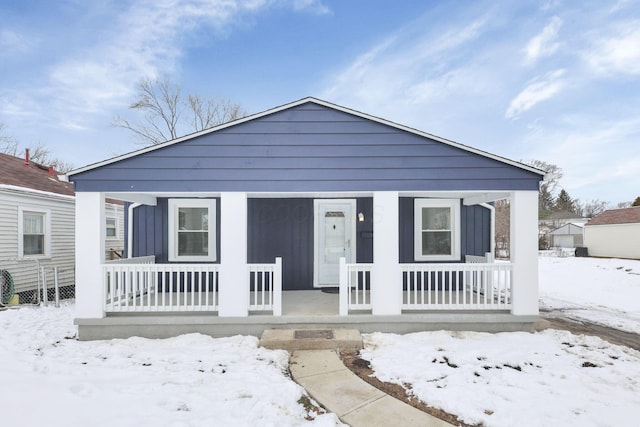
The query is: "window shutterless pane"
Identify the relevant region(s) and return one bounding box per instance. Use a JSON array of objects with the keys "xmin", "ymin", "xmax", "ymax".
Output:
[
  {"xmin": 421, "ymin": 207, "xmax": 450, "ymax": 230},
  {"xmin": 178, "ymin": 232, "xmax": 208, "ymax": 256},
  {"xmin": 23, "ymin": 213, "xmax": 44, "ymax": 234},
  {"xmin": 24, "ymin": 235, "xmax": 45, "ymax": 255},
  {"xmin": 422, "ymin": 231, "xmax": 451, "ymax": 255},
  {"xmin": 178, "ymin": 208, "xmax": 208, "ymax": 230},
  {"xmin": 106, "ymin": 218, "xmax": 117, "ymax": 237}
]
